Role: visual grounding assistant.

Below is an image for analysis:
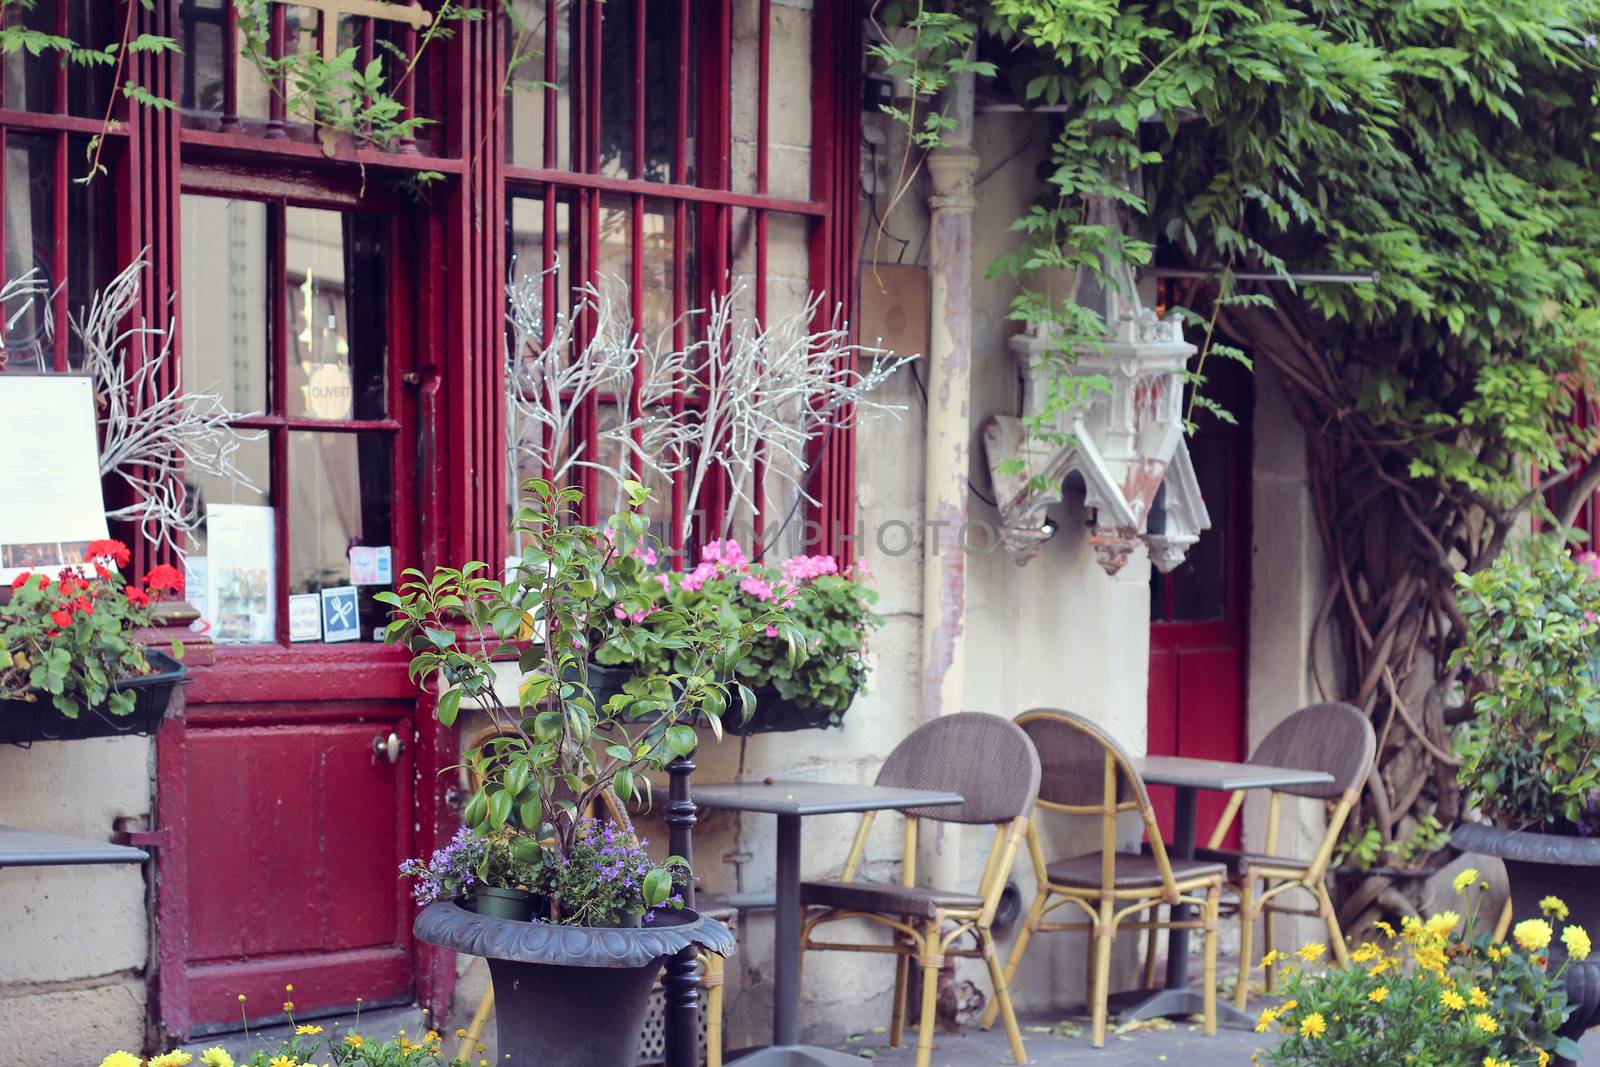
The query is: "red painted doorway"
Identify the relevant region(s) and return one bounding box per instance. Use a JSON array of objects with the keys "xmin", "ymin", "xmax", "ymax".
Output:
[
  {"xmin": 1147, "ymin": 356, "xmax": 1253, "ymax": 847},
  {"xmin": 154, "ymin": 177, "xmax": 438, "ymax": 1038}
]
